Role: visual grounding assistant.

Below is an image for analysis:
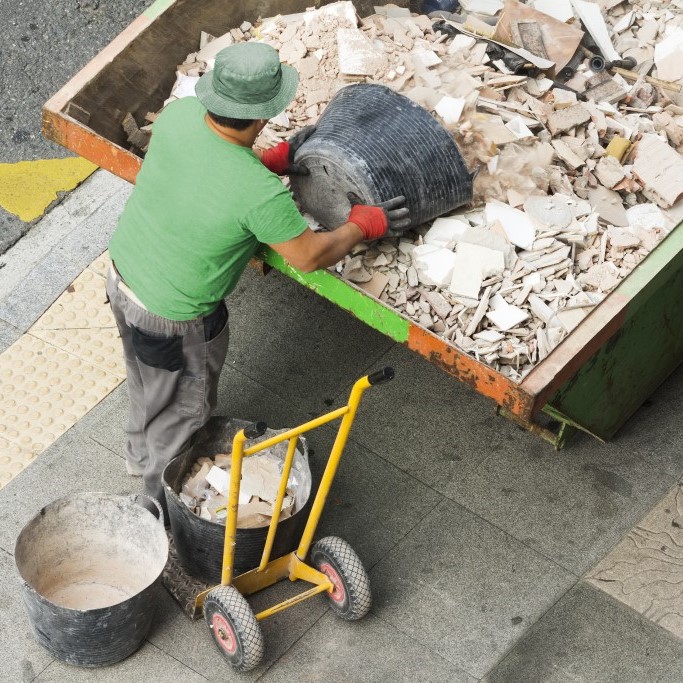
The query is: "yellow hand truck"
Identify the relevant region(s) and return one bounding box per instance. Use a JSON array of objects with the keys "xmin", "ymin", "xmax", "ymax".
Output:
[{"xmin": 193, "ymin": 367, "xmax": 394, "ymax": 672}]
